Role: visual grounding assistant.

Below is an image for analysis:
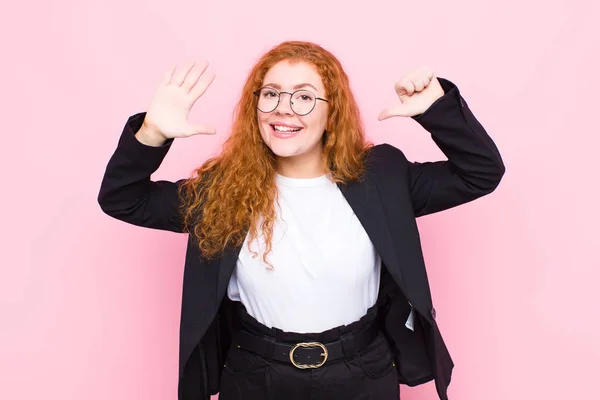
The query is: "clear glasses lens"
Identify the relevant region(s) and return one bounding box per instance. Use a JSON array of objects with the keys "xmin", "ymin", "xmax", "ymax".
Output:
[{"xmin": 257, "ymin": 88, "xmax": 316, "ymax": 115}]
